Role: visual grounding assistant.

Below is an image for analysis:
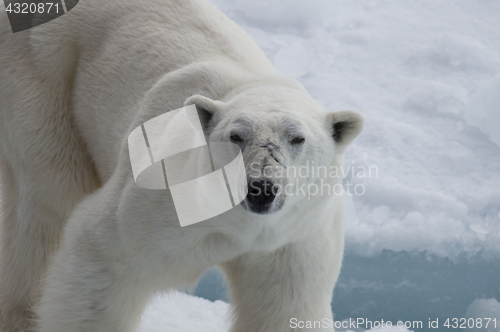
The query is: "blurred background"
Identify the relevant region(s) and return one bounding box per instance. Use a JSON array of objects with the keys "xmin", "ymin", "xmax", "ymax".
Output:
[{"xmin": 191, "ymin": 0, "xmax": 500, "ymax": 330}]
